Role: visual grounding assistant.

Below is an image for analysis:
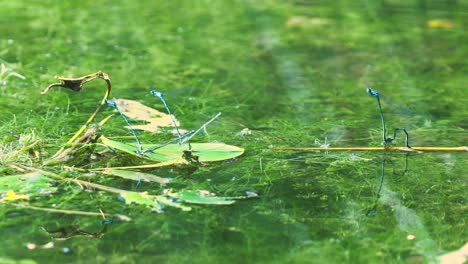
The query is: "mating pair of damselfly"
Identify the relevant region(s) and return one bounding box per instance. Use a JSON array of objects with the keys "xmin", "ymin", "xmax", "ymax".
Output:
[
  {"xmin": 104, "ymin": 90, "xmax": 220, "ymax": 155},
  {"xmin": 367, "ymin": 87, "xmax": 411, "ymax": 148}
]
